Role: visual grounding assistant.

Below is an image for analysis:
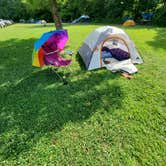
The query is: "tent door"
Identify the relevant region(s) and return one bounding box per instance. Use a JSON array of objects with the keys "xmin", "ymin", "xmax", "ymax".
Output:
[{"xmin": 100, "ymin": 36, "xmax": 131, "ymax": 67}]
